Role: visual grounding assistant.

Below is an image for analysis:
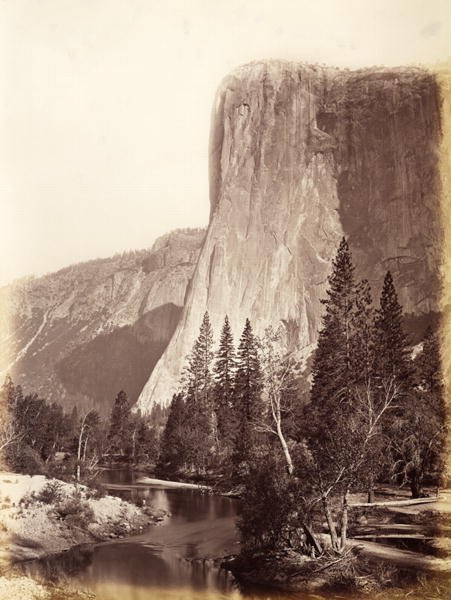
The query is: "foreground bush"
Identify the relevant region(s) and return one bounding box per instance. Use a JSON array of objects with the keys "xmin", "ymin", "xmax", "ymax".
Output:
[{"xmin": 54, "ymin": 492, "xmax": 94, "ymax": 528}]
